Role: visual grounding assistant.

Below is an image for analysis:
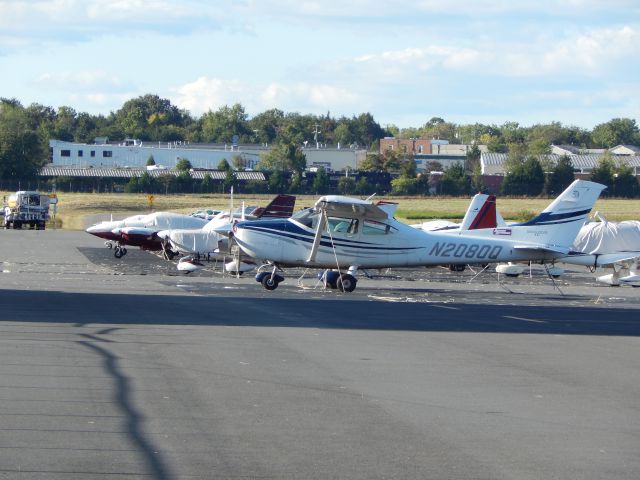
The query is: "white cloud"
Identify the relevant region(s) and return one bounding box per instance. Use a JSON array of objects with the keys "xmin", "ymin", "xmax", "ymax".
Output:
[
  {"xmin": 352, "ymin": 25, "xmax": 640, "ymax": 78},
  {"xmin": 173, "ymin": 76, "xmax": 362, "ymax": 116},
  {"xmin": 173, "ymin": 77, "xmax": 252, "ymax": 114},
  {"xmin": 35, "ymin": 70, "xmax": 125, "ymax": 91}
]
